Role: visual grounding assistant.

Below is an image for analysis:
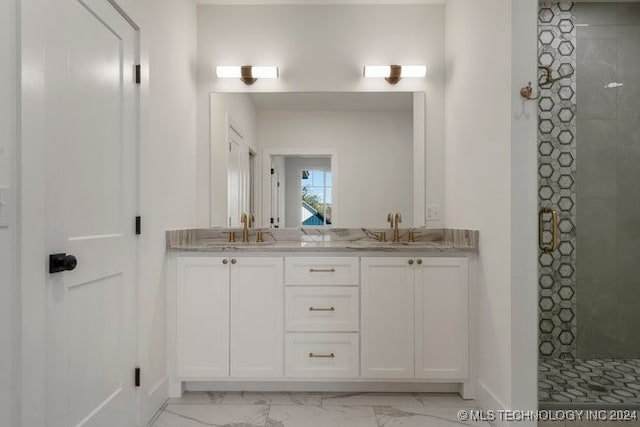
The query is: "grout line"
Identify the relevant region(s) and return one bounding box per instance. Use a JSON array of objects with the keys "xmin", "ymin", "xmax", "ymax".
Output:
[
  {"xmin": 264, "ymin": 405, "xmax": 271, "ymax": 427},
  {"xmin": 147, "ymin": 399, "xmax": 168, "ymax": 426},
  {"xmin": 372, "ymin": 406, "xmax": 383, "ymax": 427}
]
